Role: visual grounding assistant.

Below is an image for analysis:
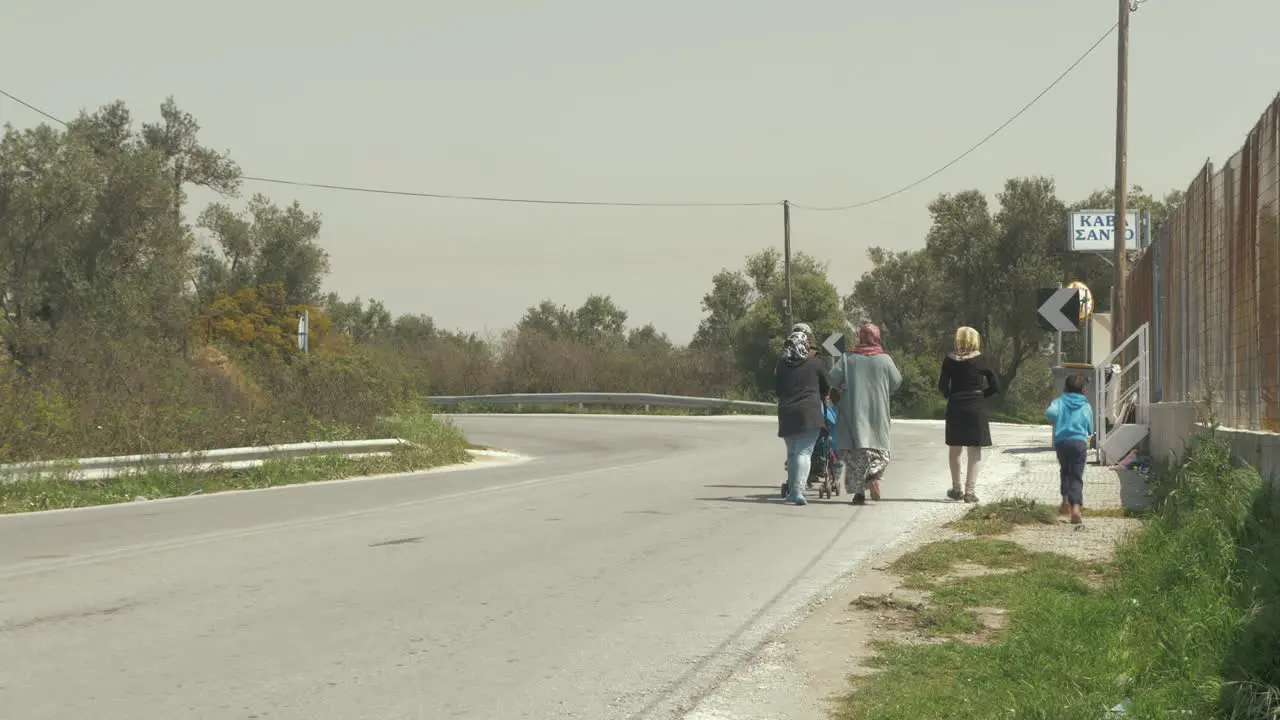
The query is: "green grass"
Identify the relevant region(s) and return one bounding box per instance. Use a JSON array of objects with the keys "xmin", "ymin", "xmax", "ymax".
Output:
[
  {"xmin": 949, "ymin": 497, "xmax": 1059, "ymax": 535},
  {"xmin": 836, "ymin": 429, "xmax": 1280, "ymax": 720},
  {"xmin": 0, "ymin": 407, "xmax": 472, "ymax": 514}
]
